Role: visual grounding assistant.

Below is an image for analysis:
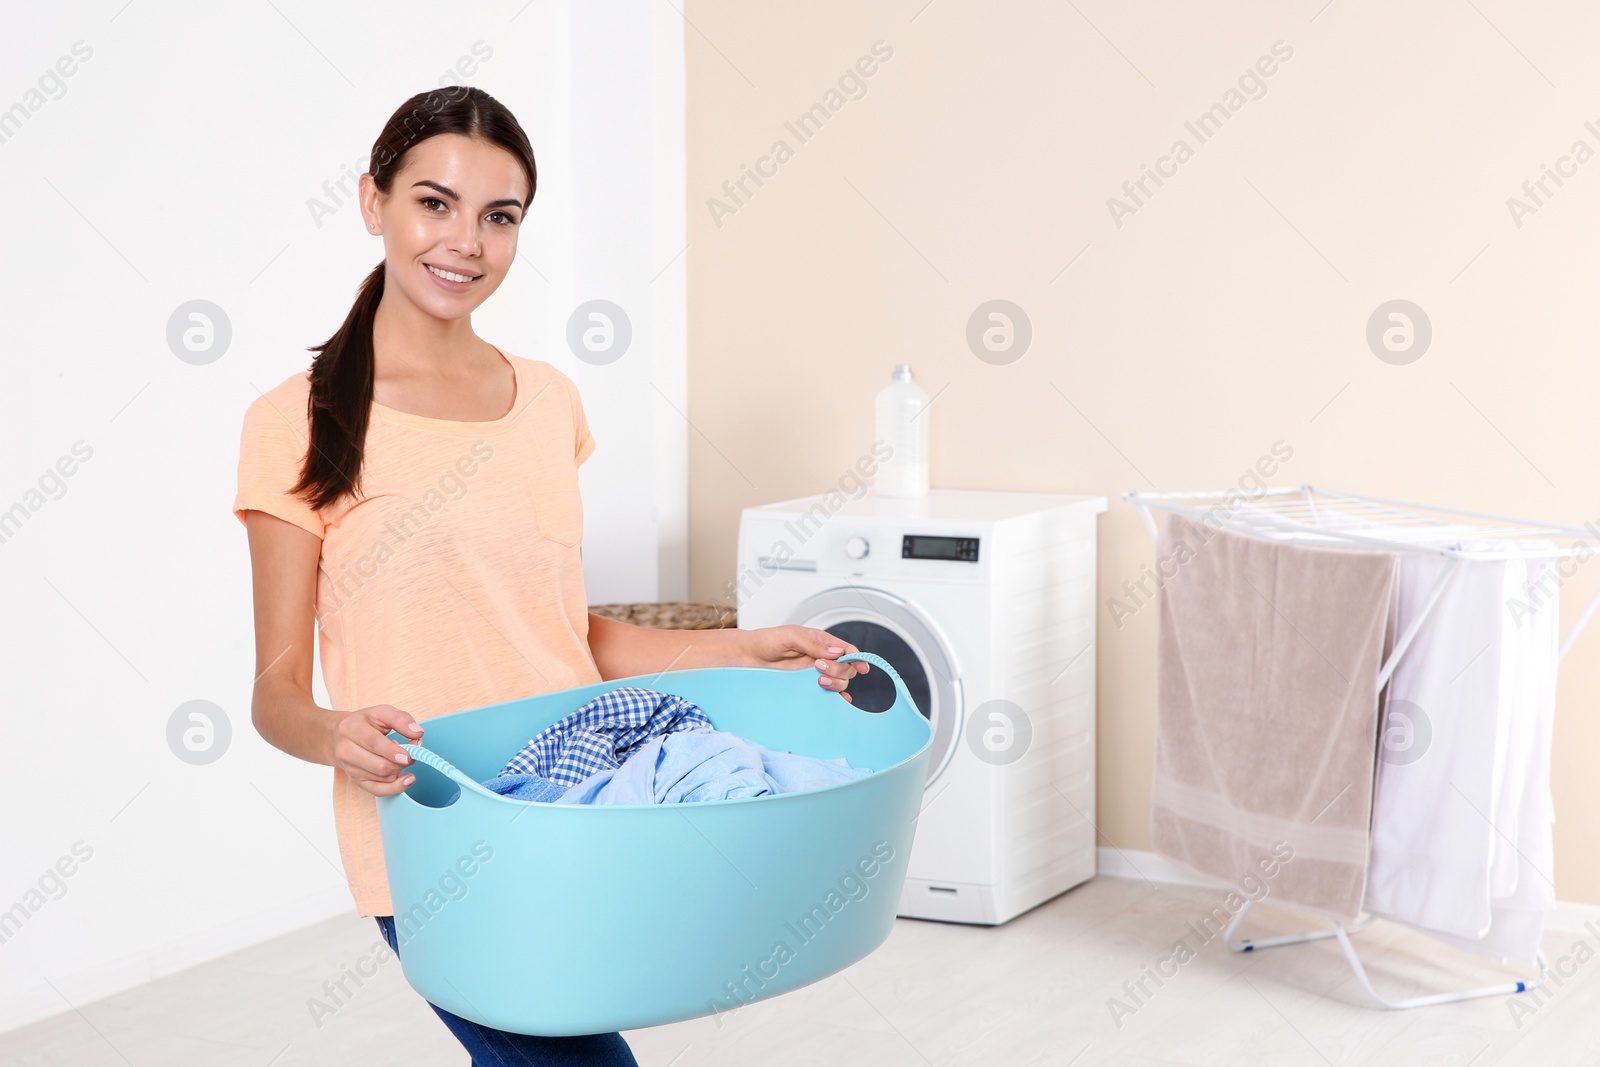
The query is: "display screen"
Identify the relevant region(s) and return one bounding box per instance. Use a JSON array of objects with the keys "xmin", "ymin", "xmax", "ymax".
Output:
[{"xmin": 902, "ymin": 535, "xmax": 979, "ymax": 562}]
